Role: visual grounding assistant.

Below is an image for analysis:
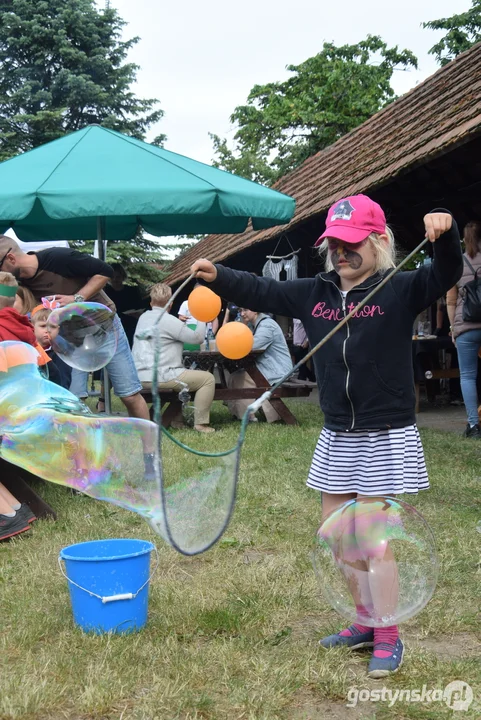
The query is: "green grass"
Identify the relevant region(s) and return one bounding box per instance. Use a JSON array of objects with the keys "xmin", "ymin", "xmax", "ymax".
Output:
[{"xmin": 1, "ymin": 401, "xmax": 480, "ymax": 719}]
